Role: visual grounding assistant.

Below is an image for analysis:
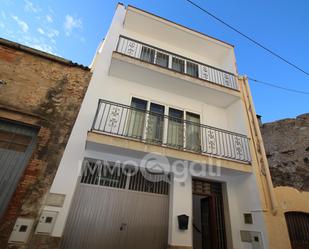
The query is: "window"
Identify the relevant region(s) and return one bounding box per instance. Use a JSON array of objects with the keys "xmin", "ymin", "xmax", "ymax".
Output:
[
  {"xmin": 186, "ymin": 61, "xmax": 199, "ymax": 77},
  {"xmin": 126, "ymin": 98, "xmax": 202, "ymax": 151},
  {"xmin": 172, "ymin": 57, "xmax": 185, "ymax": 73},
  {"xmin": 186, "ymin": 112, "xmax": 201, "ymax": 152},
  {"xmin": 155, "ymin": 51, "xmax": 169, "ymax": 68},
  {"xmin": 244, "ymin": 213, "xmax": 253, "ymax": 224},
  {"xmin": 140, "ymin": 46, "xmax": 155, "ymax": 63},
  {"xmin": 126, "ymin": 98, "xmax": 147, "ymax": 139},
  {"xmin": 167, "ymin": 108, "xmax": 184, "ymax": 148},
  {"xmin": 127, "ymin": 98, "xmax": 165, "ymax": 144},
  {"xmin": 0, "ymin": 130, "xmax": 32, "ymax": 152},
  {"xmin": 131, "ymin": 97, "xmax": 147, "ymax": 110},
  {"xmin": 147, "ymin": 103, "xmax": 165, "ymax": 144}
]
